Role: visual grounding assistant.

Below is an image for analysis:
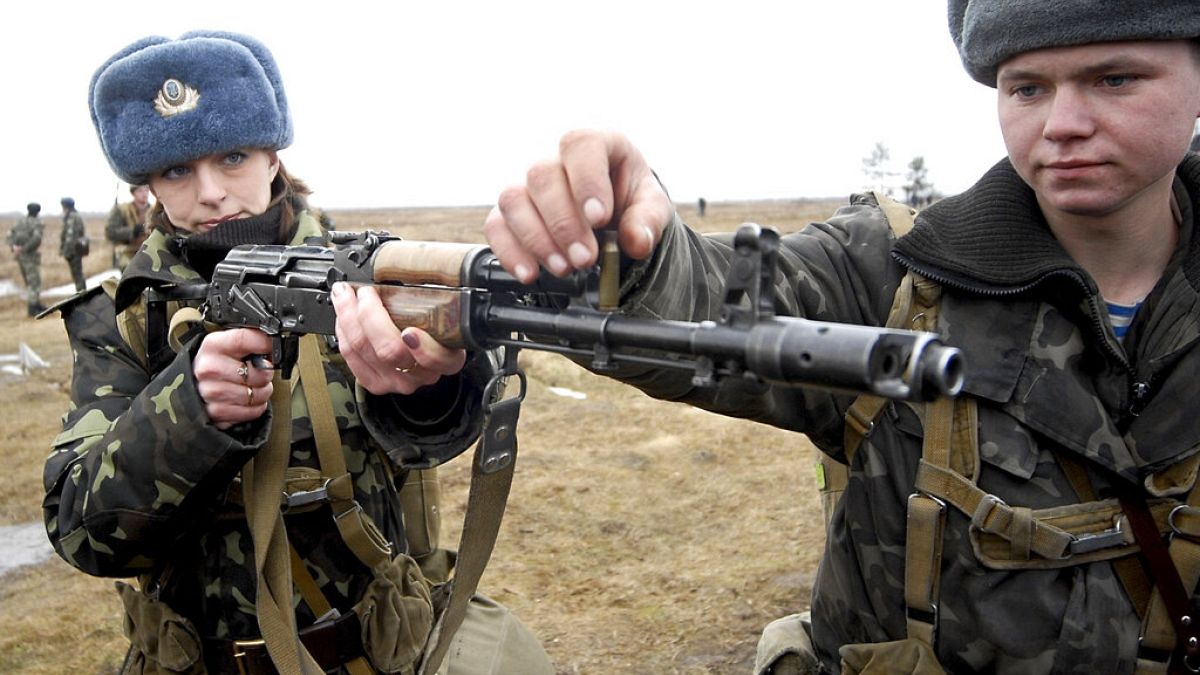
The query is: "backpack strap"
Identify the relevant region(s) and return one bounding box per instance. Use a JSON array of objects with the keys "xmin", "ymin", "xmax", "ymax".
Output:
[{"xmin": 897, "ymin": 273, "xmax": 969, "ymax": 649}]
